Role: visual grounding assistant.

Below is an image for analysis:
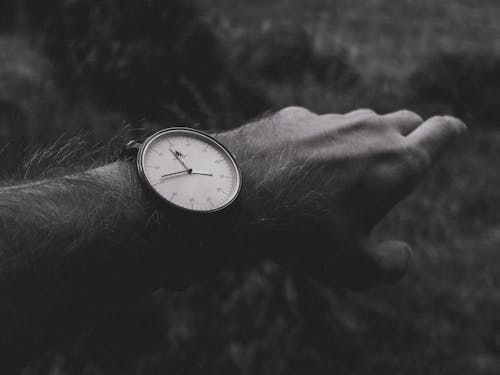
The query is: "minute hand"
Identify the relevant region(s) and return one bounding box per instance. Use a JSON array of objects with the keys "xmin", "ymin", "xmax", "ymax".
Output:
[
  {"xmin": 169, "ymin": 149, "xmax": 191, "ymax": 172},
  {"xmin": 190, "ymin": 170, "xmax": 213, "ymax": 176}
]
